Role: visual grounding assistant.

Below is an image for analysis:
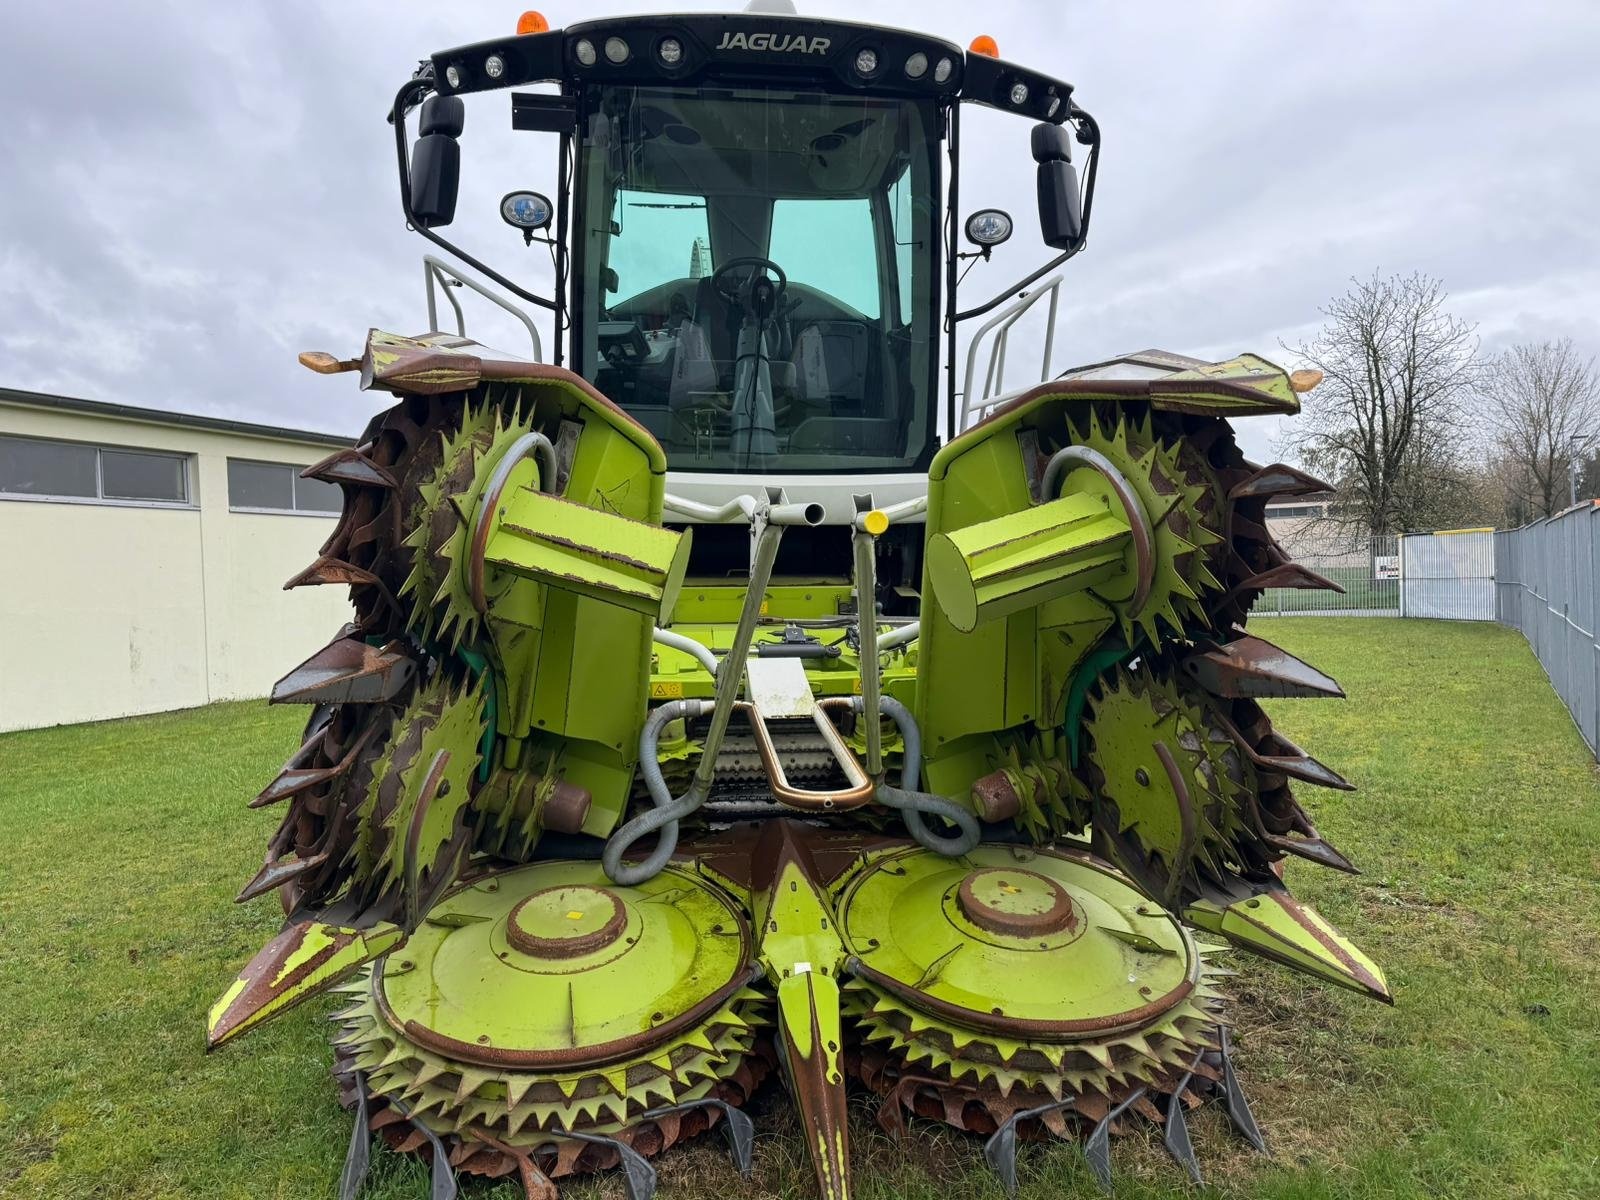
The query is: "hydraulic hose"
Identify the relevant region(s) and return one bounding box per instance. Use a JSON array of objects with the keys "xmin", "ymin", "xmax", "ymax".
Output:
[
  {"xmin": 851, "ymin": 695, "xmax": 982, "ymax": 857},
  {"xmin": 602, "ymin": 698, "xmax": 714, "ymax": 886}
]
